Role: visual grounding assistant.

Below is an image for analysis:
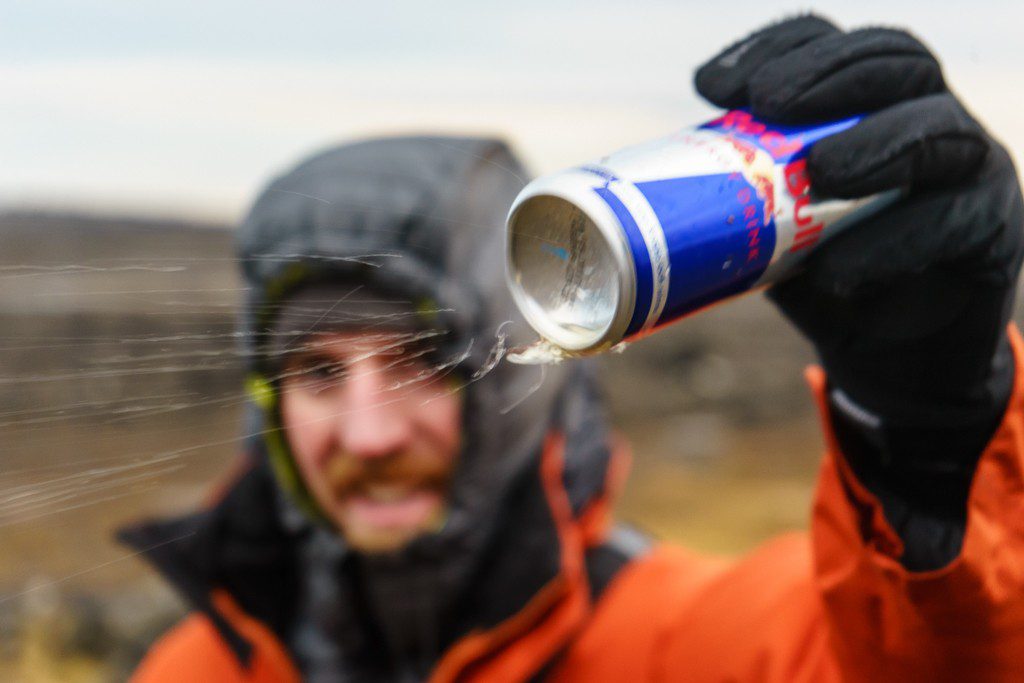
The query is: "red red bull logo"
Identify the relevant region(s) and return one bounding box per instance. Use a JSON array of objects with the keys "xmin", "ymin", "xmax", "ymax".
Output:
[
  {"xmin": 784, "ymin": 158, "xmax": 823, "ymax": 253},
  {"xmin": 706, "ymin": 110, "xmax": 804, "ymax": 160}
]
